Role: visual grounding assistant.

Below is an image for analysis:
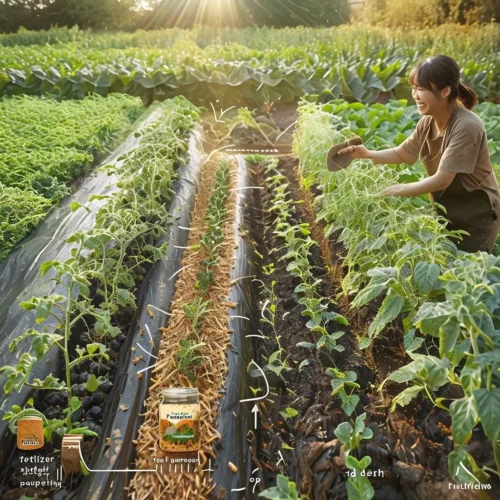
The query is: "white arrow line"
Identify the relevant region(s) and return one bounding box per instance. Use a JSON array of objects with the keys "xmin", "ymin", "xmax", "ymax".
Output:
[
  {"xmin": 251, "ymin": 404, "xmax": 259, "ymax": 429},
  {"xmin": 169, "ymin": 264, "xmax": 194, "ymax": 281},
  {"xmin": 458, "ymin": 462, "xmax": 480, "ymax": 483},
  {"xmin": 146, "ymin": 304, "xmax": 172, "ymax": 316},
  {"xmin": 77, "ymin": 441, "xmax": 156, "ymax": 472},
  {"xmin": 219, "ymin": 106, "xmax": 235, "ymax": 119},
  {"xmin": 240, "ymin": 360, "xmax": 270, "ymax": 403},
  {"xmin": 136, "ymin": 342, "xmax": 157, "ymax": 359}
]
